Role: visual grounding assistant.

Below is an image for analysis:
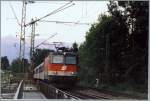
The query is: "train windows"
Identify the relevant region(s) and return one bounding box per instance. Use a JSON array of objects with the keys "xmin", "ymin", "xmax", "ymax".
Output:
[
  {"xmin": 52, "ymin": 55, "xmax": 63, "ymax": 64},
  {"xmin": 65, "ymin": 56, "xmax": 76, "ymax": 64}
]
